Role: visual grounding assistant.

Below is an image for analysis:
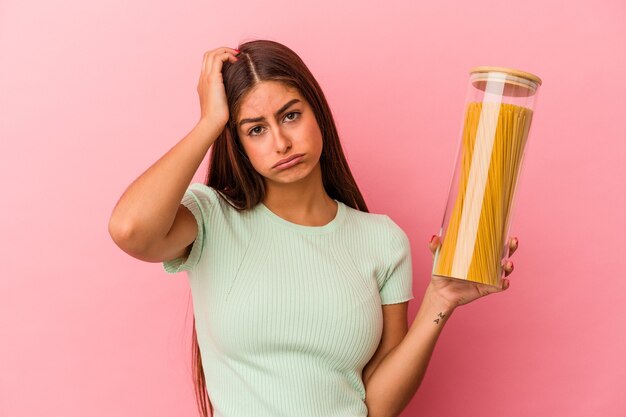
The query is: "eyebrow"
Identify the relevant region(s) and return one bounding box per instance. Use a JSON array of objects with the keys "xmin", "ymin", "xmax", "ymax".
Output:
[{"xmin": 238, "ymin": 99, "xmax": 301, "ymax": 128}]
